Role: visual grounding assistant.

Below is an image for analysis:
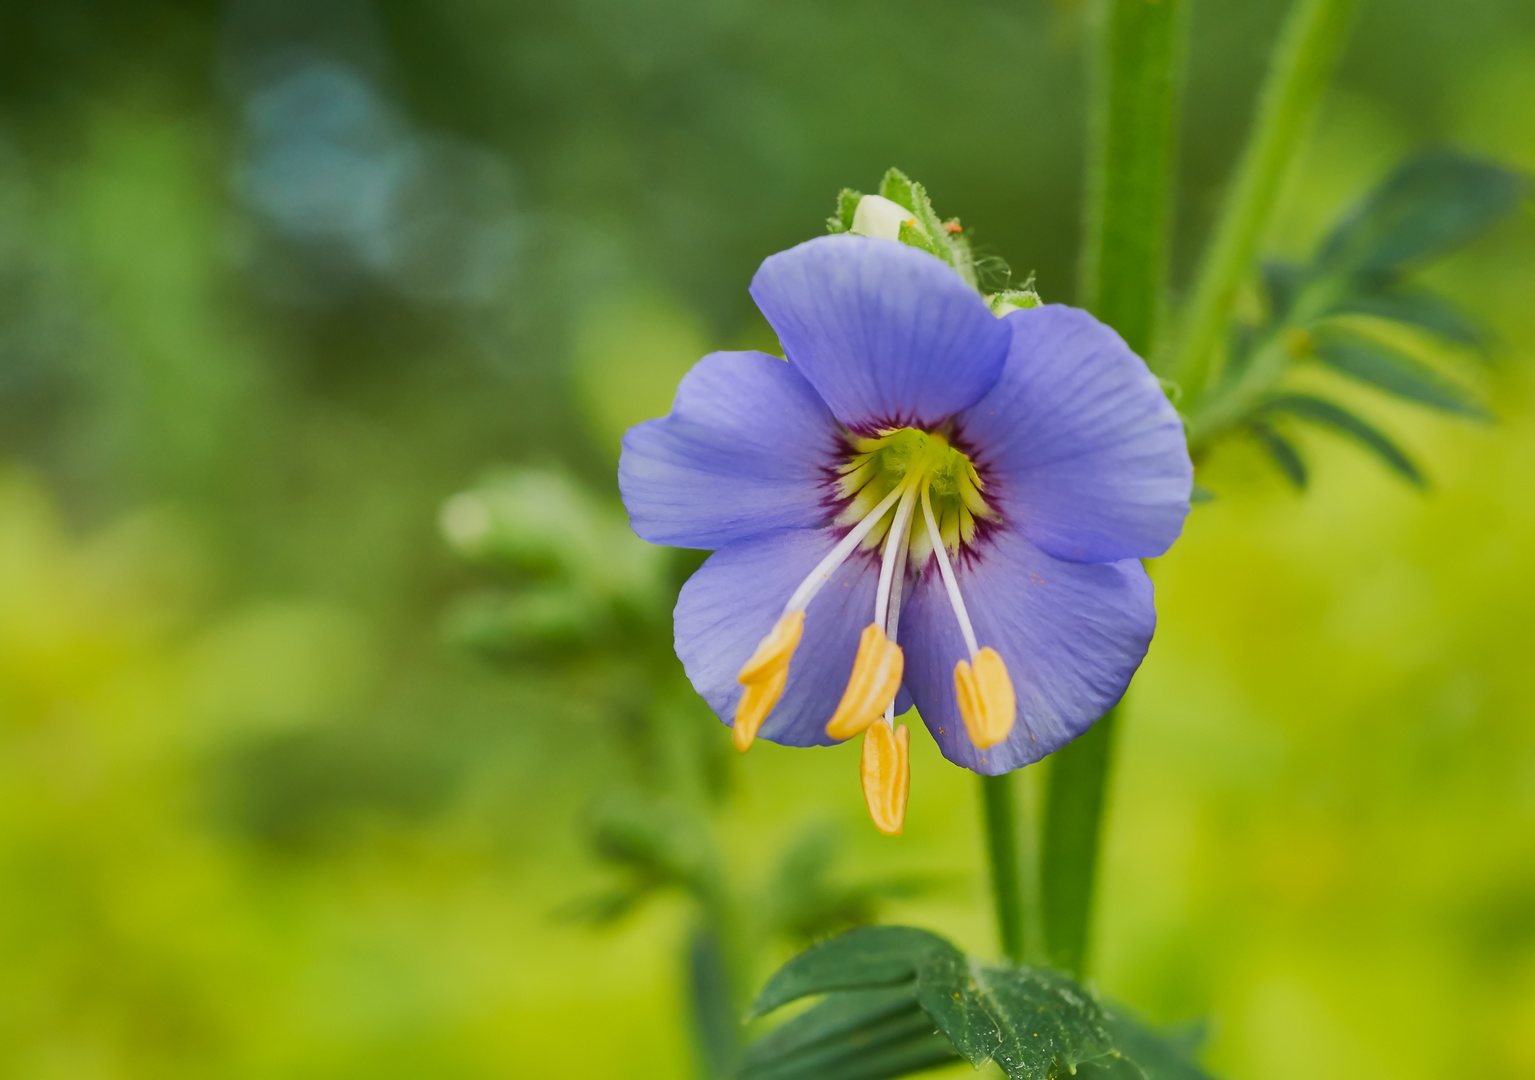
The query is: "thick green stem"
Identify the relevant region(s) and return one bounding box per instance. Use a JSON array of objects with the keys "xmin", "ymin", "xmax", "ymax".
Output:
[
  {"xmin": 1170, "ymin": 0, "xmax": 1362, "ymax": 401},
  {"xmin": 1079, "ymin": 0, "xmax": 1187, "ymax": 359},
  {"xmin": 1039, "ymin": 708, "xmax": 1119, "ymax": 977},
  {"xmin": 979, "ymin": 772, "xmax": 1027, "ymax": 965},
  {"xmin": 1038, "ymin": 0, "xmax": 1186, "ymax": 982}
]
